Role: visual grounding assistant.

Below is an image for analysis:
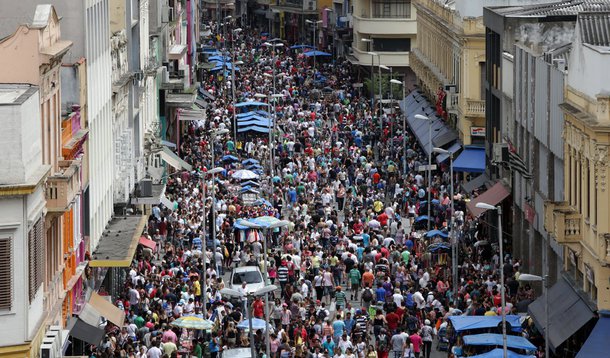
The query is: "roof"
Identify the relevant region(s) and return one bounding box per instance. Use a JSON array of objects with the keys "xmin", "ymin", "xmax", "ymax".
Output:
[
  {"xmin": 578, "ymin": 11, "xmax": 610, "ymax": 47},
  {"xmin": 31, "ymin": 4, "xmax": 58, "ymax": 29},
  {"xmin": 490, "ymin": 0, "xmax": 610, "ymax": 18},
  {"xmin": 0, "ymin": 84, "xmax": 37, "ymax": 105}
]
